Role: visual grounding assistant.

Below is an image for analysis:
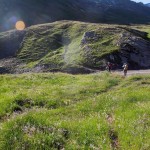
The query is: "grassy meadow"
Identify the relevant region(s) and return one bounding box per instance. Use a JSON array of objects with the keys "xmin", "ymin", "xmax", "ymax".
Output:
[{"xmin": 0, "ymin": 72, "xmax": 149, "ymax": 149}]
